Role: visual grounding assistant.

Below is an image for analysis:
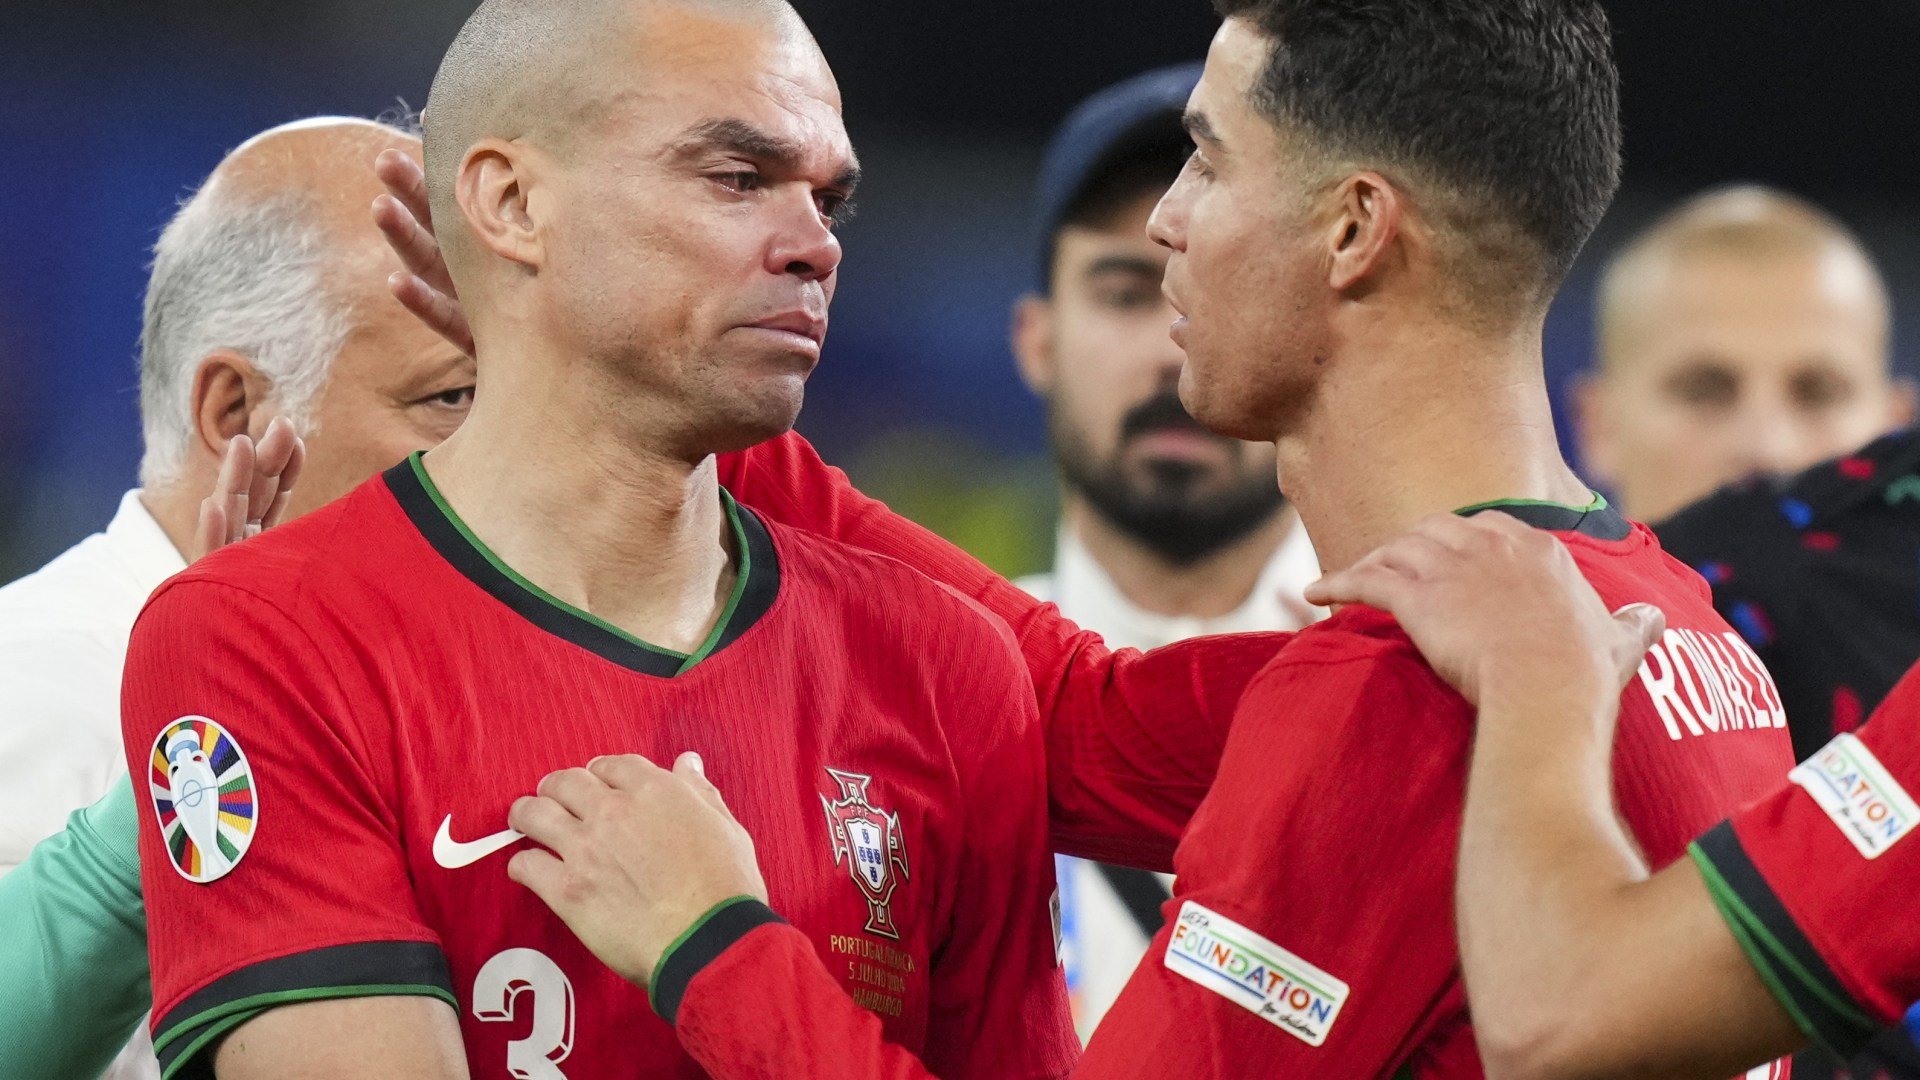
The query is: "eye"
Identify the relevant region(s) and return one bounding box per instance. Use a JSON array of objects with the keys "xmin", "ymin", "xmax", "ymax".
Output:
[
  {"xmin": 421, "ymin": 386, "xmax": 475, "ymax": 410},
  {"xmin": 1664, "ymin": 366, "xmax": 1737, "ymax": 410},
  {"xmin": 817, "ymin": 191, "xmax": 858, "ymax": 228},
  {"xmin": 1791, "ymin": 369, "xmax": 1855, "ymax": 410},
  {"xmin": 1093, "ymin": 282, "xmax": 1163, "ymax": 311},
  {"xmin": 1185, "ymin": 149, "xmax": 1214, "ymax": 179},
  {"xmin": 713, "ymin": 170, "xmax": 763, "ymax": 194}
]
